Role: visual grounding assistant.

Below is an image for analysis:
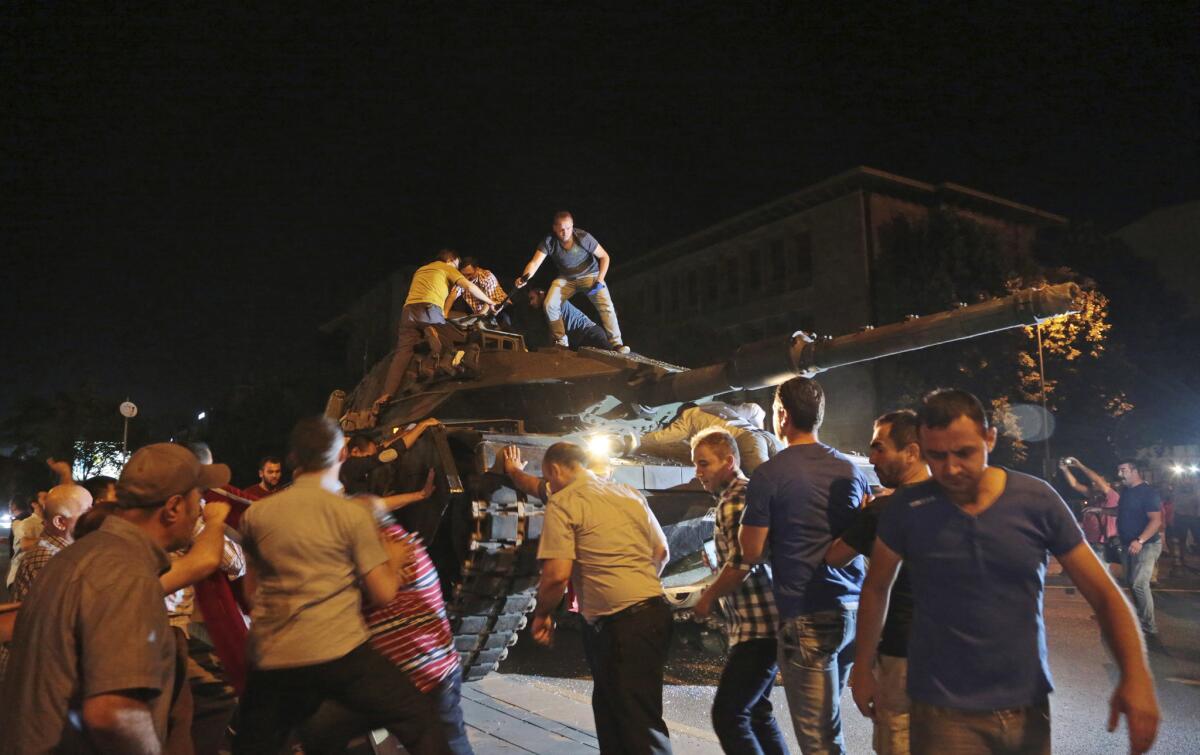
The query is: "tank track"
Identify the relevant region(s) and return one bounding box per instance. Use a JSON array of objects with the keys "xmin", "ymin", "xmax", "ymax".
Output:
[{"xmin": 447, "ymin": 496, "xmax": 545, "ymax": 681}]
